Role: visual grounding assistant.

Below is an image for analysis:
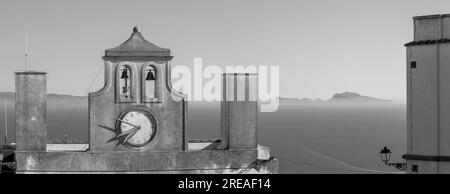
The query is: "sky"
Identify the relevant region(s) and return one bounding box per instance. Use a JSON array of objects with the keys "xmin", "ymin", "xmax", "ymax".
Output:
[{"xmin": 1, "ymin": 0, "xmax": 450, "ymax": 102}]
